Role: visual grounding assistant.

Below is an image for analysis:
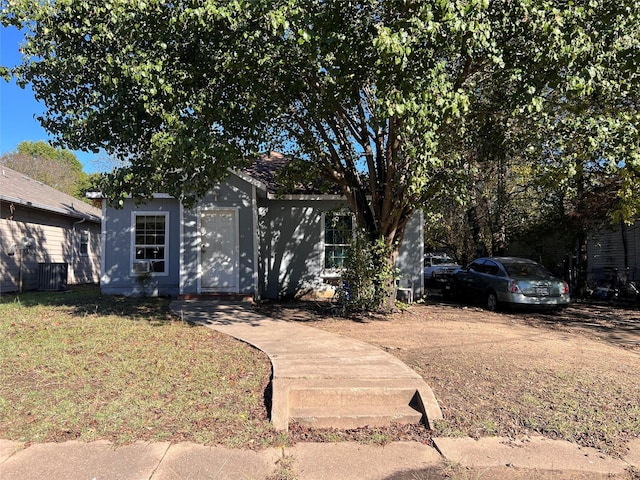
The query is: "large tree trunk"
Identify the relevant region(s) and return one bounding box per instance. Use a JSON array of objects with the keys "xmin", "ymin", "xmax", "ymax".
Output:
[{"xmin": 344, "ymin": 186, "xmax": 411, "ymax": 312}]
